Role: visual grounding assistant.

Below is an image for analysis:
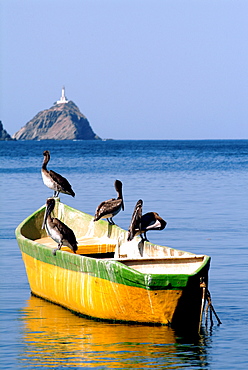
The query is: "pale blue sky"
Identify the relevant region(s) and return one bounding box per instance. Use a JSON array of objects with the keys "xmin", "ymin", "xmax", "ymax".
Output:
[{"xmin": 1, "ymin": 0, "xmax": 248, "ymax": 139}]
